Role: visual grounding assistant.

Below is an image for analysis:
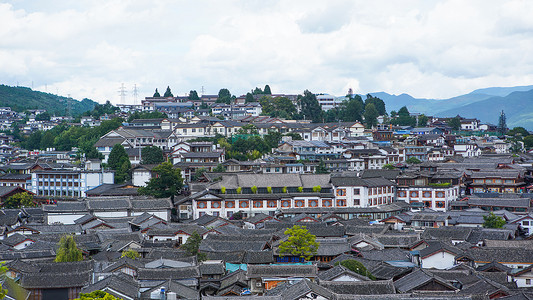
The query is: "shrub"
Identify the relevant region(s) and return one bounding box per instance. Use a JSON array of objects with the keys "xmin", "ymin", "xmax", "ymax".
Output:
[
  {"xmin": 236, "ymin": 187, "xmax": 242, "ymax": 194},
  {"xmin": 297, "ymin": 186, "xmax": 303, "ymax": 193},
  {"xmin": 221, "ymin": 186, "xmax": 226, "ymax": 194},
  {"xmin": 251, "ymin": 185, "xmax": 258, "ymax": 194},
  {"xmin": 282, "ymin": 186, "xmax": 287, "ymax": 193},
  {"xmin": 312, "ymin": 185, "xmax": 322, "ymax": 193},
  {"xmin": 267, "ymin": 186, "xmax": 272, "ymax": 193}
]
